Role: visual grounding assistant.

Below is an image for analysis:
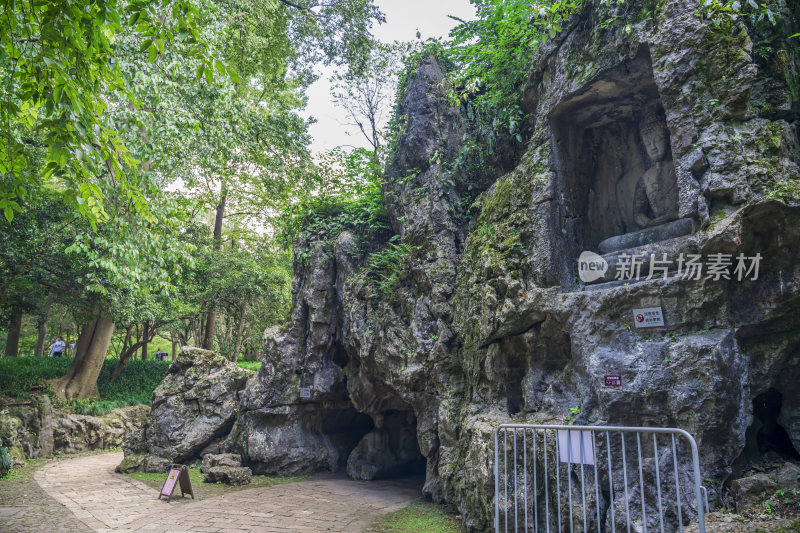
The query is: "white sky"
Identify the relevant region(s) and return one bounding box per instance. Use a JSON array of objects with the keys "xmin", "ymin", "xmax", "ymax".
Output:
[{"xmin": 303, "ymin": 0, "xmax": 475, "ymax": 154}]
